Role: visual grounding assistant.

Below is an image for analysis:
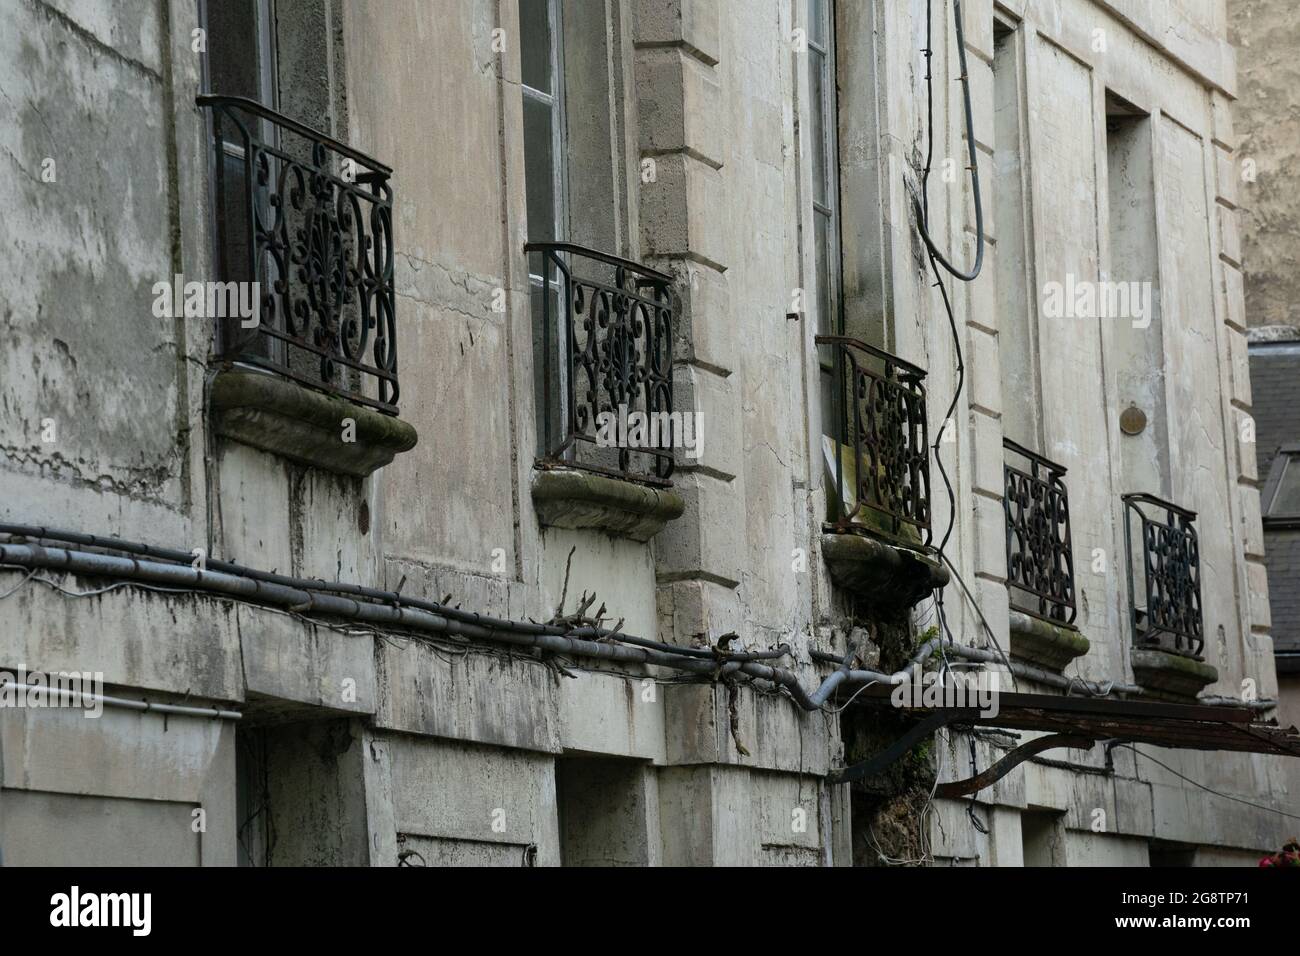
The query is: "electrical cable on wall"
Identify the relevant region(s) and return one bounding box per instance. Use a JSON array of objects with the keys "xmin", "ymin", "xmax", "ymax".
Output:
[
  {"xmin": 916, "ymin": 0, "xmax": 986, "ymax": 283},
  {"xmin": 911, "ymin": 1, "xmax": 1010, "ymax": 683}
]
